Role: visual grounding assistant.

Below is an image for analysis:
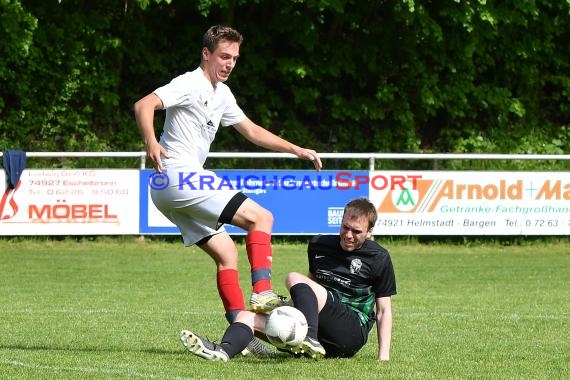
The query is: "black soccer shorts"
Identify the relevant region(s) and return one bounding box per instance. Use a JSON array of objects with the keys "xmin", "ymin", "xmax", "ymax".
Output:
[{"xmin": 316, "ymin": 290, "xmax": 375, "ymax": 358}]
